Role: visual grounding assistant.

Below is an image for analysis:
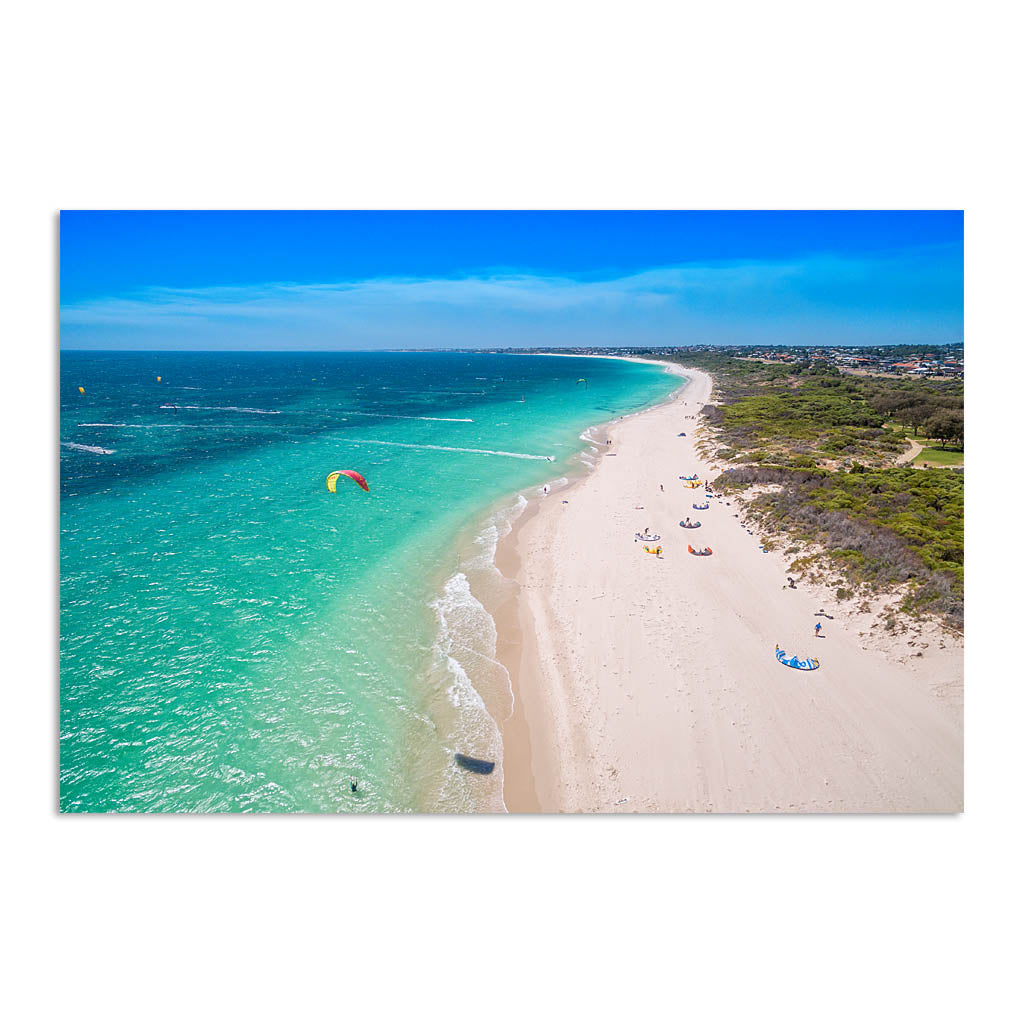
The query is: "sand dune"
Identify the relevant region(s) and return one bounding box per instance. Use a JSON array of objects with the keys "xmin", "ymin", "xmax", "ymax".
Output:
[{"xmin": 497, "ymin": 363, "xmax": 963, "ymax": 813}]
